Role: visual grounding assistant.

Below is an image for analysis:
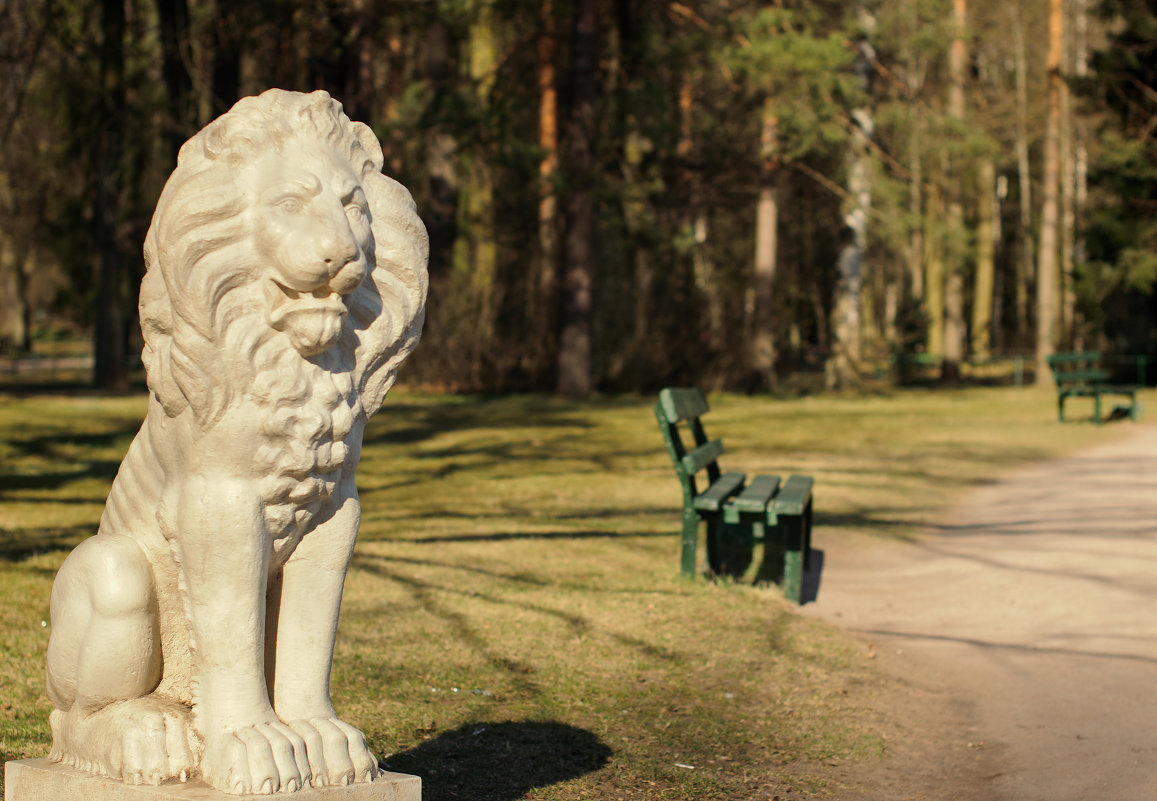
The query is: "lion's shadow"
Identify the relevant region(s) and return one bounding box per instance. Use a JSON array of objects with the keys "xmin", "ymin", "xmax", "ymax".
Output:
[{"xmin": 380, "ymin": 721, "xmax": 611, "ymax": 801}]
